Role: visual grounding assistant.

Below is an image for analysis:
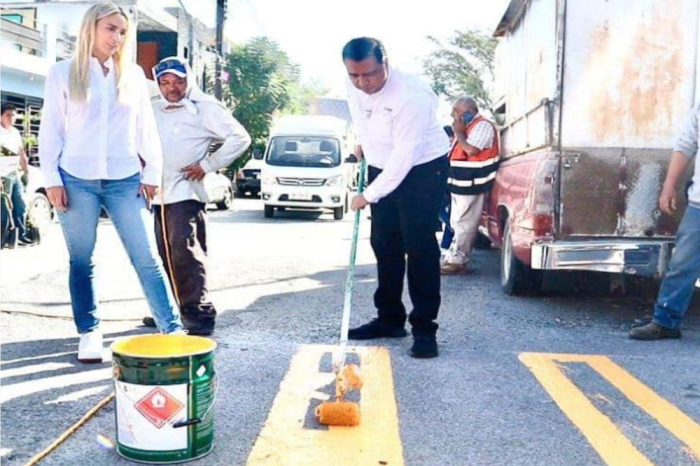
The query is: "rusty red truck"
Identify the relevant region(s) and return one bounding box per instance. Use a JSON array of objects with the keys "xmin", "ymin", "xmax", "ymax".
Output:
[{"xmin": 485, "ymin": 0, "xmax": 700, "ymax": 295}]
